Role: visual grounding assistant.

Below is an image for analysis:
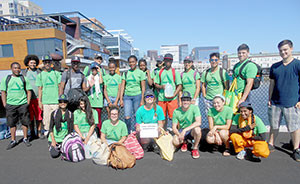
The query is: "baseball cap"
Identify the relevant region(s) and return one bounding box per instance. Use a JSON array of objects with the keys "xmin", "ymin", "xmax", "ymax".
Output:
[
  {"xmin": 58, "ymin": 94, "xmax": 68, "ymax": 102},
  {"xmin": 184, "ymin": 56, "xmax": 193, "ymax": 63},
  {"xmin": 239, "ymin": 102, "xmax": 253, "ymax": 111},
  {"xmin": 42, "ymin": 55, "xmax": 52, "ymax": 61},
  {"xmin": 90, "ymin": 62, "xmax": 99, "ymax": 69},
  {"xmin": 181, "ymin": 91, "xmax": 192, "ymax": 99},
  {"xmin": 71, "ymin": 56, "xmax": 81, "ymax": 62},
  {"xmin": 156, "ymin": 55, "xmax": 164, "ymax": 63},
  {"xmin": 94, "ymin": 54, "xmax": 103, "ymax": 60},
  {"xmin": 144, "ymin": 89, "xmax": 155, "ymax": 97},
  {"xmin": 163, "ymin": 53, "xmax": 173, "ymax": 61}
]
